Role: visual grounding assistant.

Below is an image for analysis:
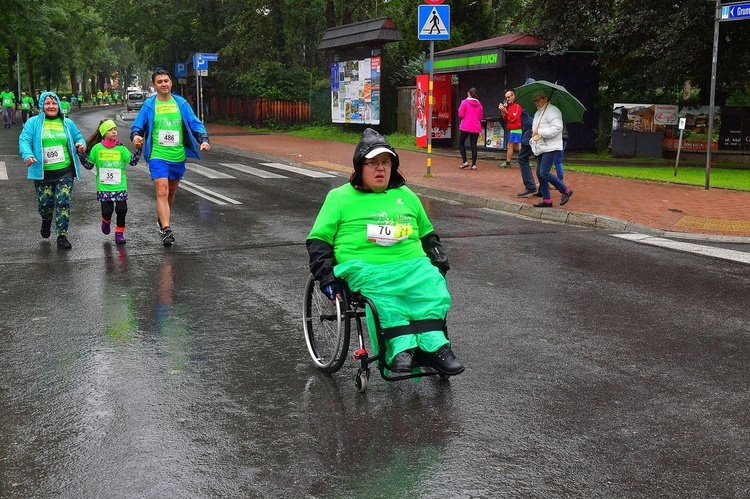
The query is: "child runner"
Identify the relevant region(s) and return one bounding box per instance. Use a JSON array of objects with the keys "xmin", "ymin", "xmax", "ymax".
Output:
[{"xmin": 81, "ymin": 119, "xmax": 140, "ymax": 244}]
